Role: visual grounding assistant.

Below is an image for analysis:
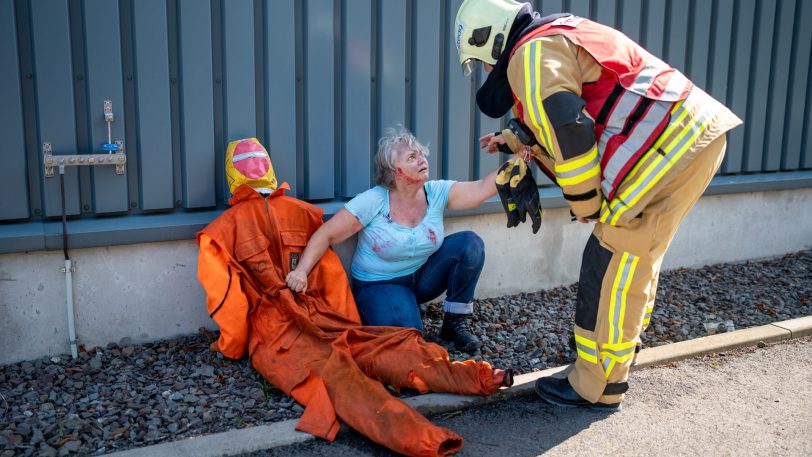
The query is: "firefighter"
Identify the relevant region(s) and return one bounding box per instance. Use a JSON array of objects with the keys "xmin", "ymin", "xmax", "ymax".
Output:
[{"xmin": 454, "ymin": 0, "xmax": 741, "ymax": 409}]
